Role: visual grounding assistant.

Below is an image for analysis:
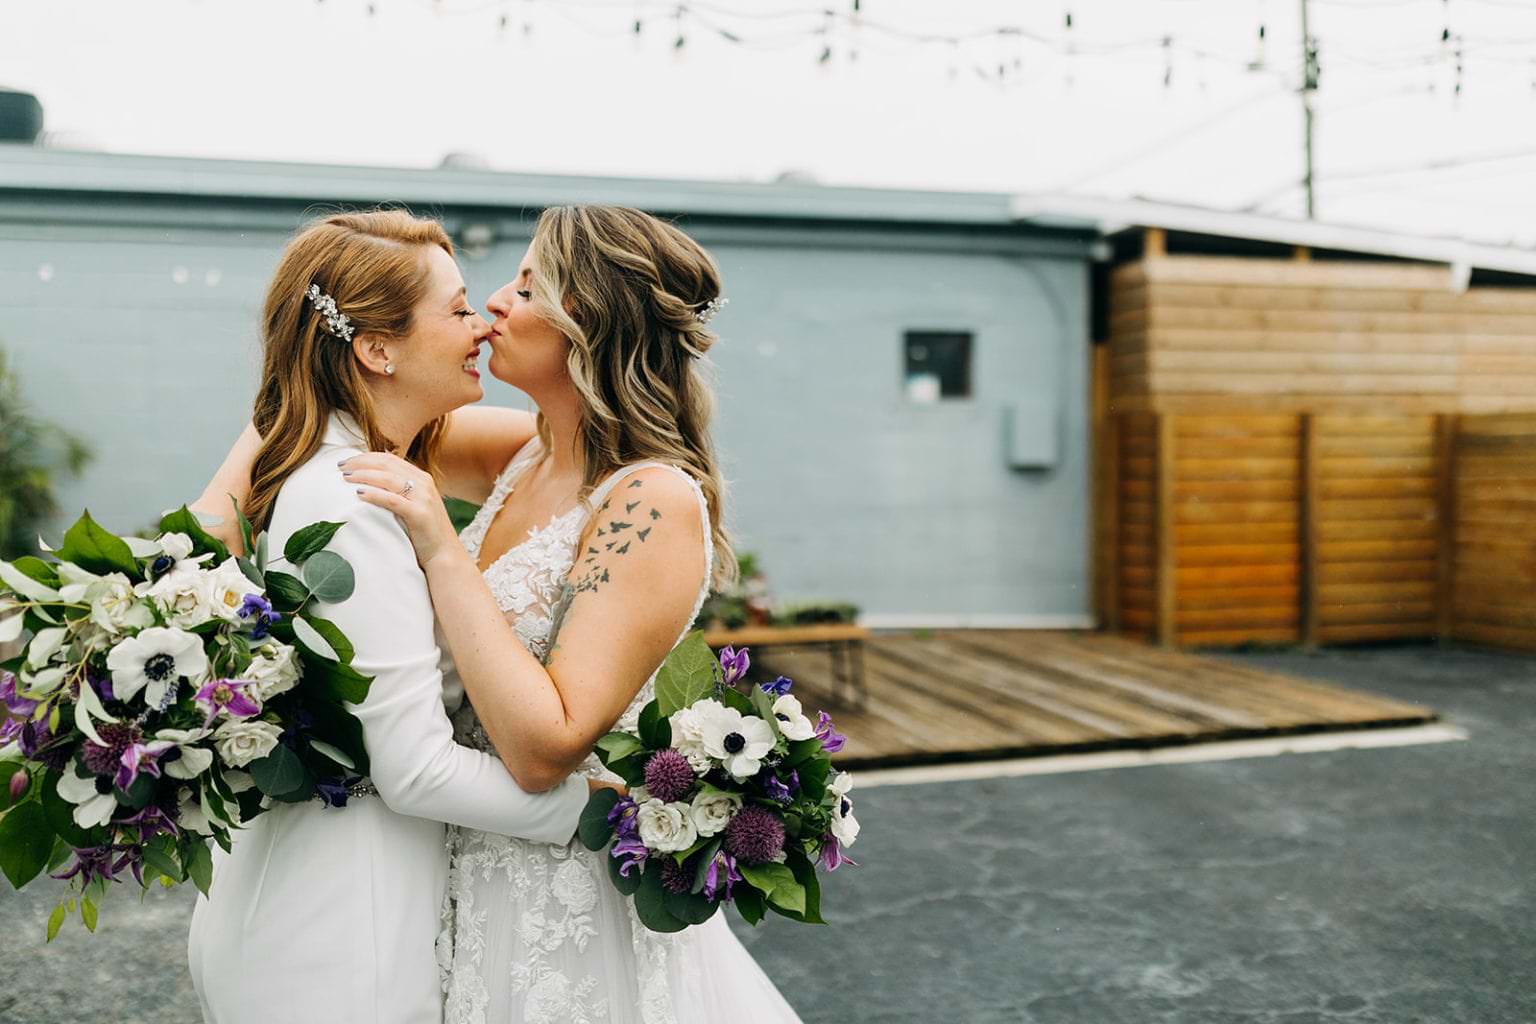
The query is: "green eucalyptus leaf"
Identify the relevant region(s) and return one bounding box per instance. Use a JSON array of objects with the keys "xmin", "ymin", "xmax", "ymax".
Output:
[
  {"xmin": 308, "ymin": 739, "xmax": 356, "ymax": 771},
  {"xmin": 249, "ymin": 744, "xmax": 309, "ymax": 799},
  {"xmin": 235, "ymin": 557, "xmax": 264, "ymax": 591},
  {"xmin": 634, "ymin": 861, "xmax": 689, "ymax": 933},
  {"xmin": 300, "ymin": 615, "xmax": 354, "ymax": 664},
  {"xmin": 255, "ymin": 532, "xmax": 269, "ymax": 574},
  {"xmin": 663, "ymin": 884, "xmax": 719, "ymax": 925},
  {"xmin": 733, "ymin": 884, "xmax": 766, "ymax": 926},
  {"xmin": 303, "ymin": 552, "xmax": 354, "ymax": 603},
  {"xmin": 291, "ymin": 615, "xmax": 338, "ymax": 662},
  {"xmin": 578, "ymin": 787, "xmax": 621, "ymax": 852}
]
